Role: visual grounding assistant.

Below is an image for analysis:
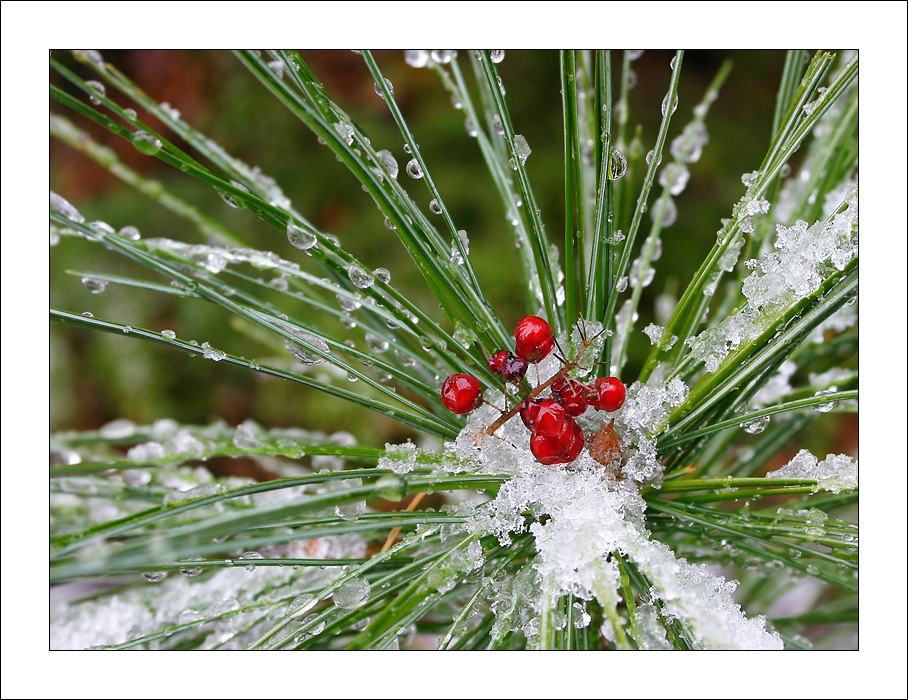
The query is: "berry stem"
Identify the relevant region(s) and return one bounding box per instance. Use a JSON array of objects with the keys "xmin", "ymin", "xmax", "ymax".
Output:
[{"xmin": 482, "ymin": 336, "xmax": 595, "ymax": 437}]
